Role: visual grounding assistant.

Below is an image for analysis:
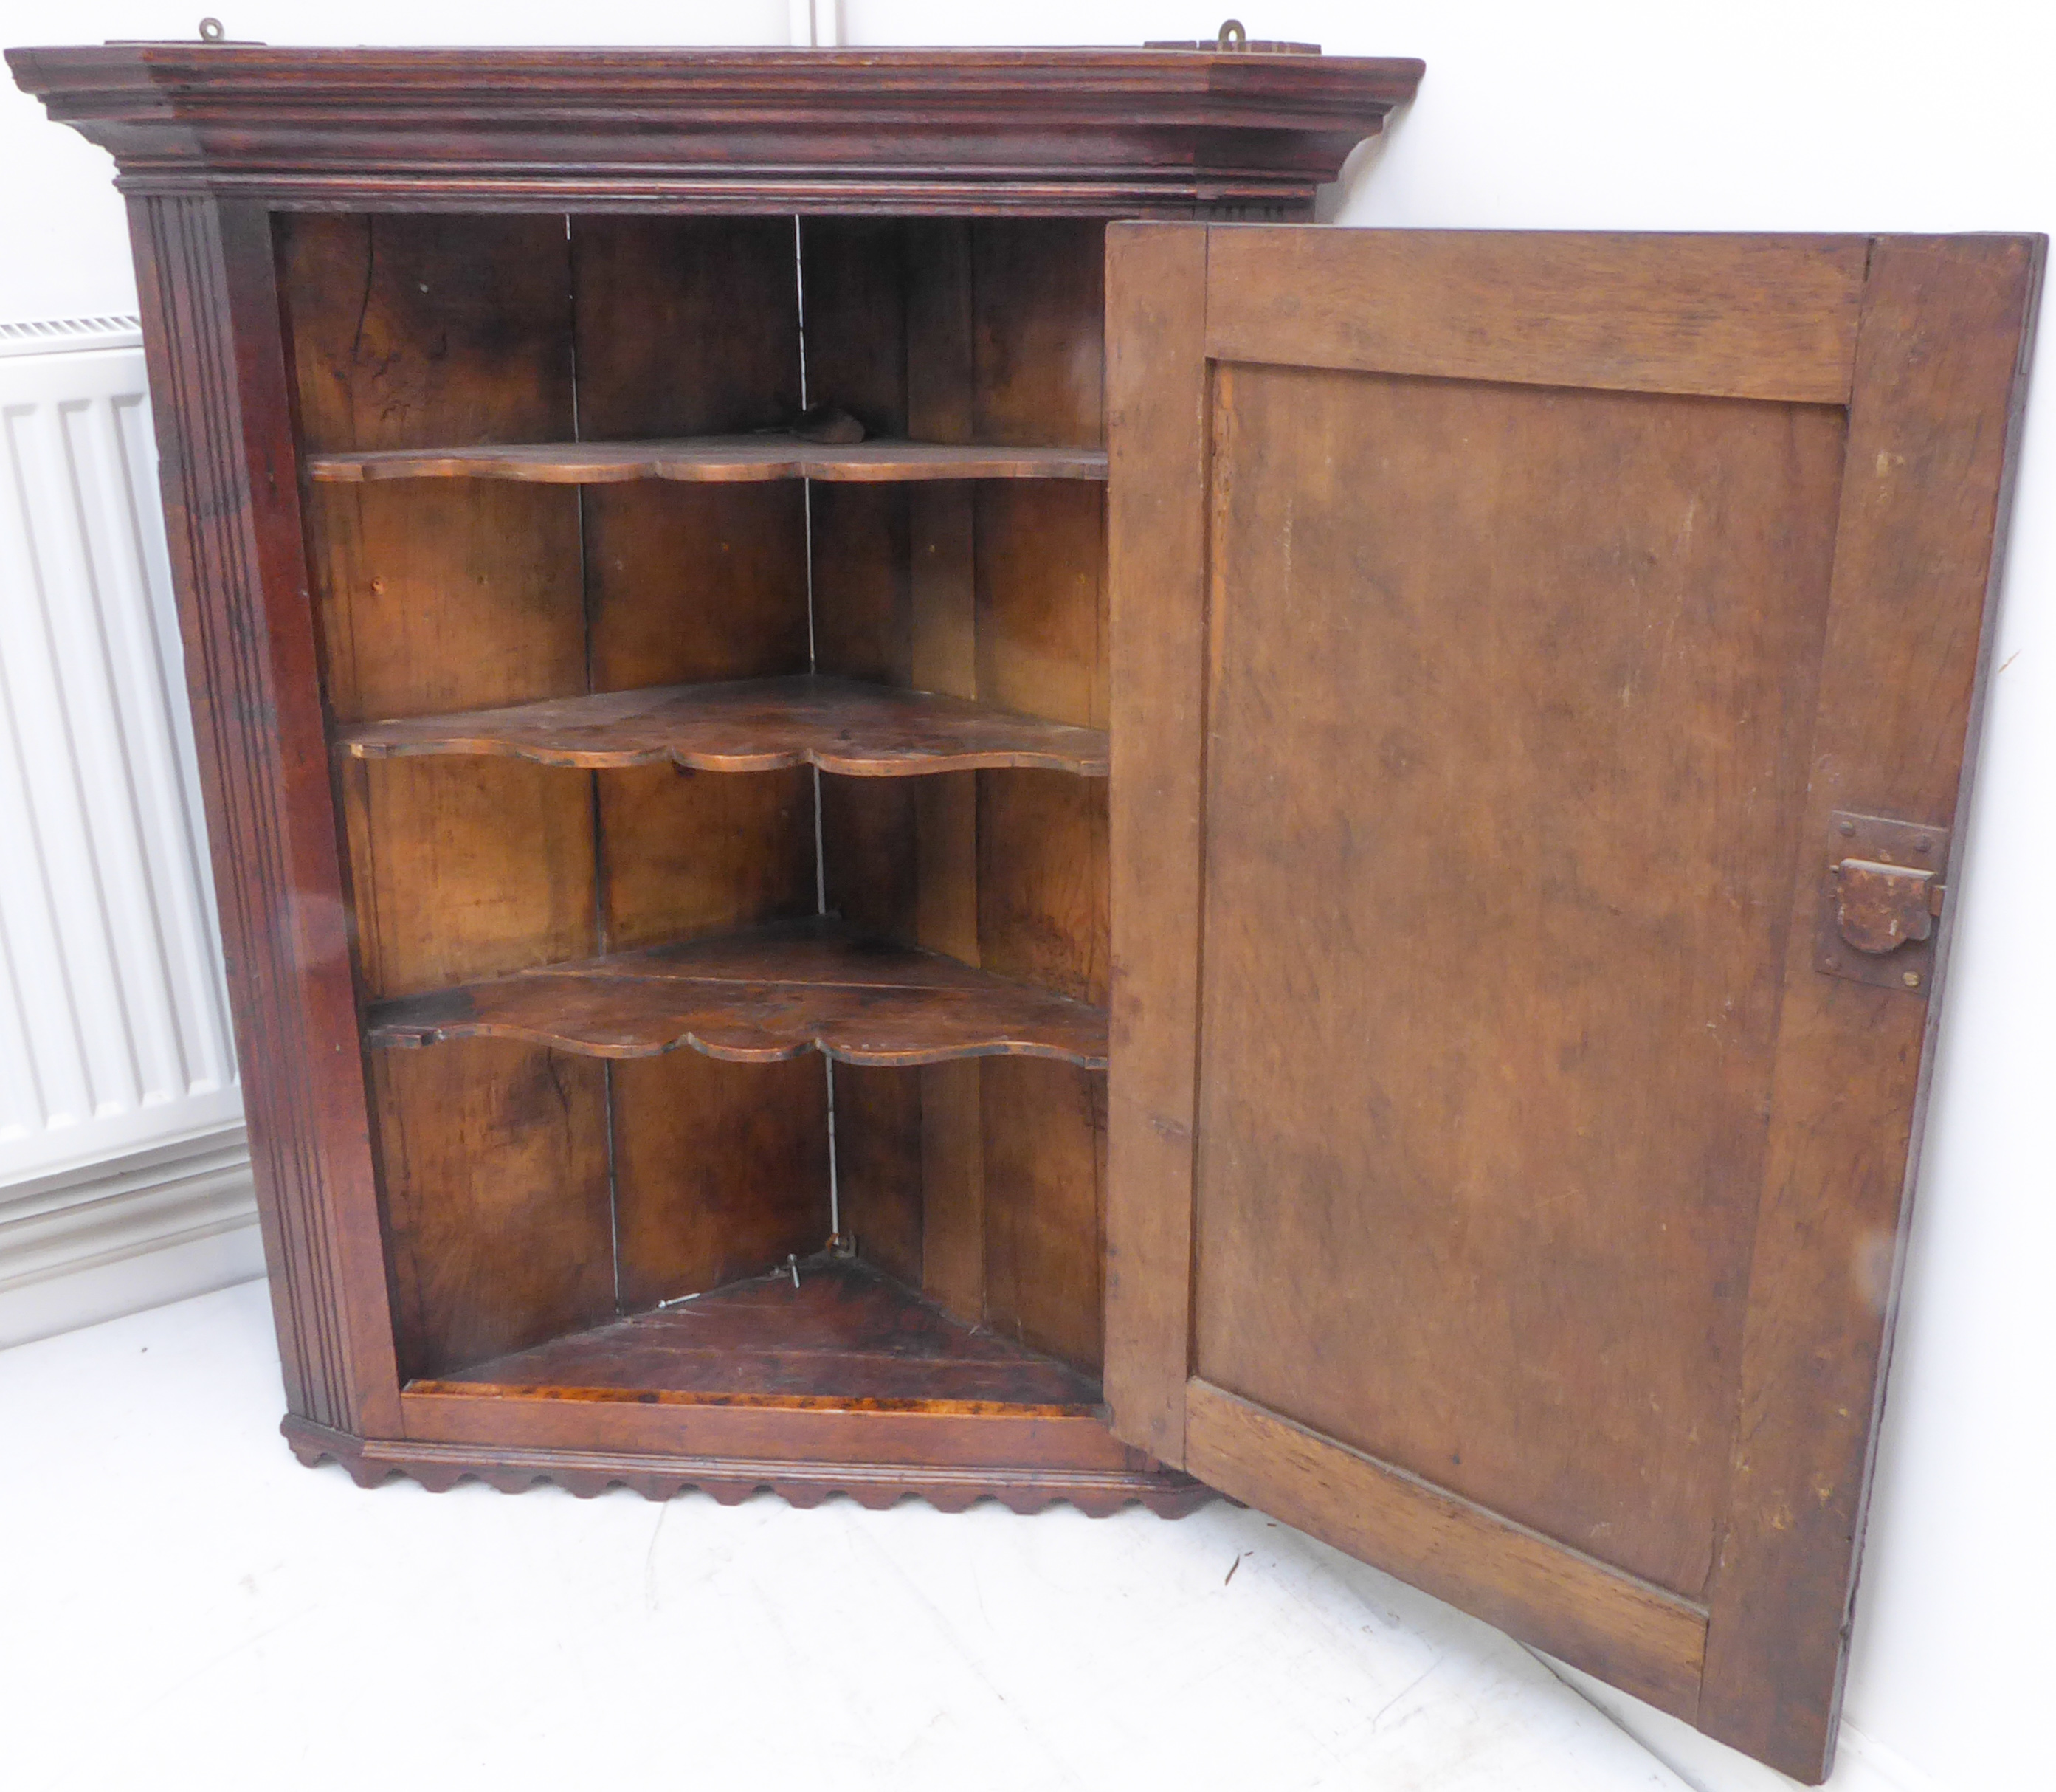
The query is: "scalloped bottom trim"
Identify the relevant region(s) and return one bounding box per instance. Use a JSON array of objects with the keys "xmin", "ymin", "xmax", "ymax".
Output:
[{"xmin": 281, "ymin": 1417, "xmax": 1215, "ymax": 1517}]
